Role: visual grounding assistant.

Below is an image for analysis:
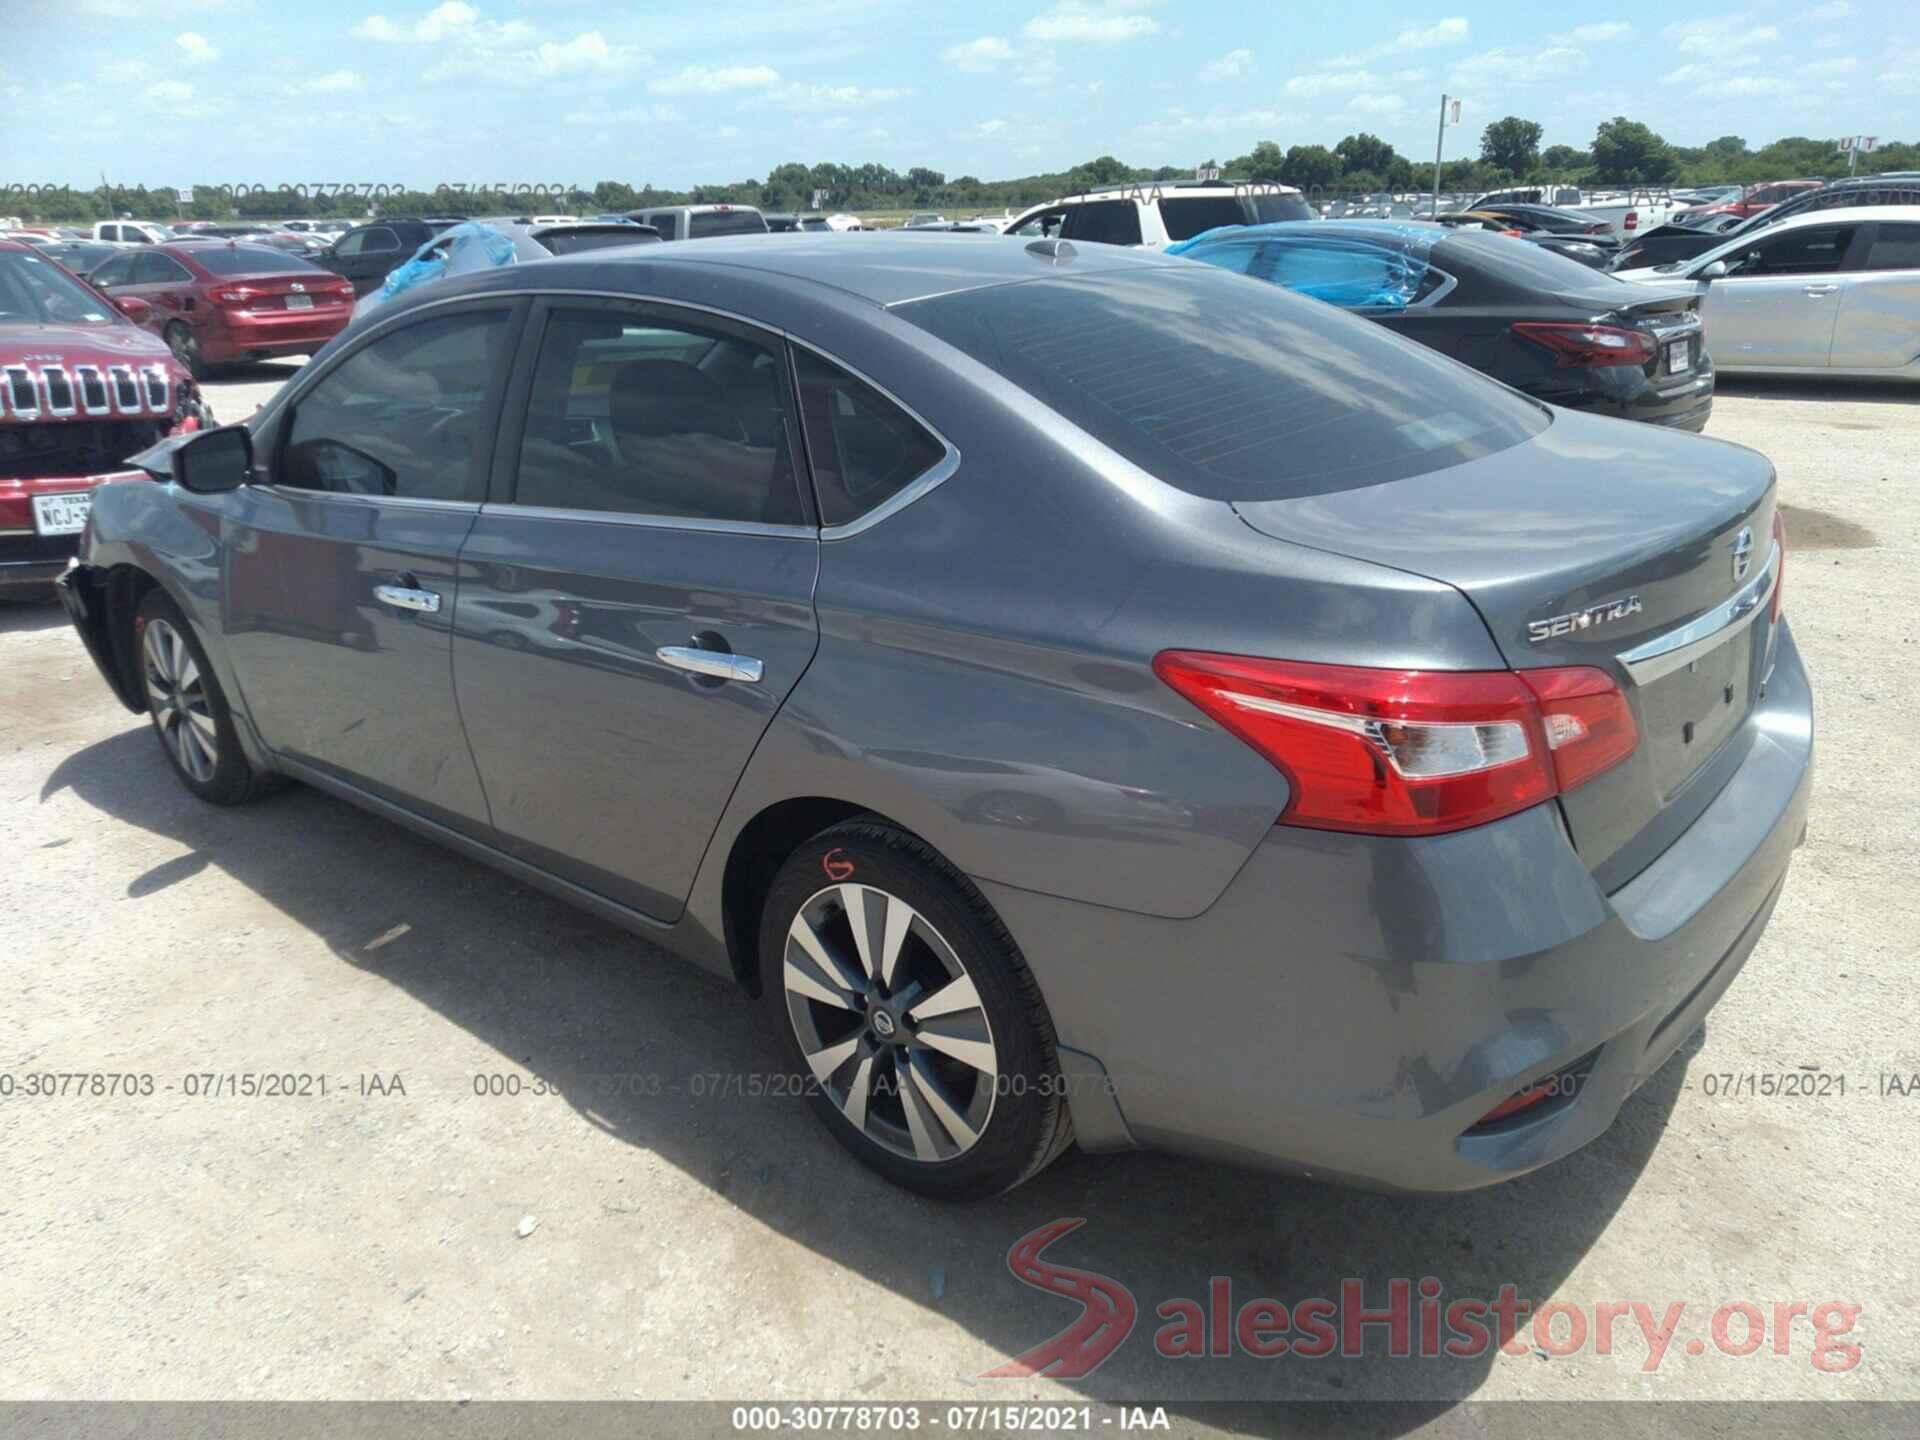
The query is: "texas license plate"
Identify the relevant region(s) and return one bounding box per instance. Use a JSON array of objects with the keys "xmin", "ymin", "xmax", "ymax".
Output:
[
  {"xmin": 32, "ymin": 491, "xmax": 92, "ymax": 536},
  {"xmin": 285, "ymin": 293, "xmax": 314, "ymax": 310},
  {"xmin": 1667, "ymin": 339, "xmax": 1691, "ymax": 373}
]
